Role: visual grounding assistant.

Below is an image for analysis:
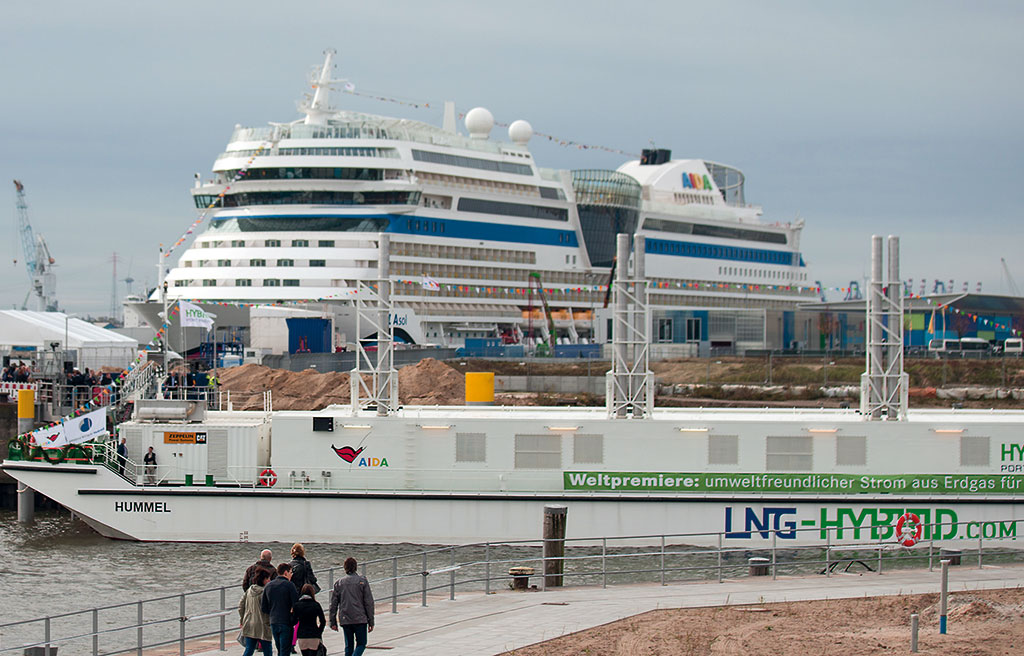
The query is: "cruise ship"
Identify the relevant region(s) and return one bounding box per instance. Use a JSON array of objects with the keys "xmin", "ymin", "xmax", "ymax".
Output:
[{"xmin": 144, "ymin": 50, "xmax": 819, "ymax": 353}]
